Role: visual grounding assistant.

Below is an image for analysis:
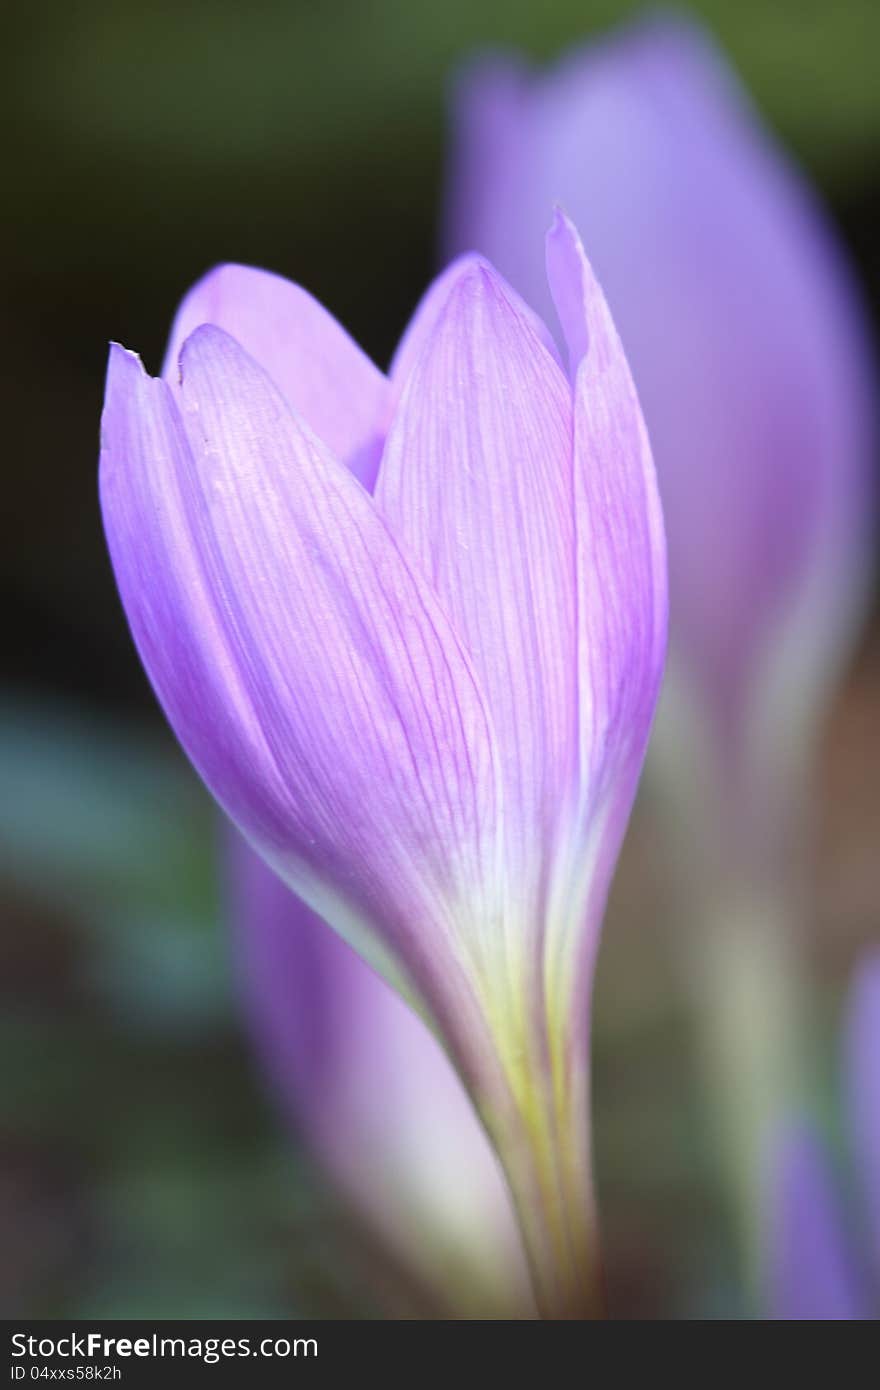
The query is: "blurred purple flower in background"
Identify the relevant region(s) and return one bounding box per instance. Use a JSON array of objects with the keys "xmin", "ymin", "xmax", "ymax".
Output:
[
  {"xmin": 231, "ymin": 836, "xmax": 532, "ymax": 1316},
  {"xmin": 446, "ymin": 16, "xmax": 874, "ymax": 769},
  {"xmin": 99, "ymin": 211, "xmax": 666, "ymax": 1316},
  {"xmin": 445, "ymin": 13, "xmax": 875, "ymax": 1268},
  {"xmin": 768, "ymin": 955, "xmax": 880, "ymax": 1319}
]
